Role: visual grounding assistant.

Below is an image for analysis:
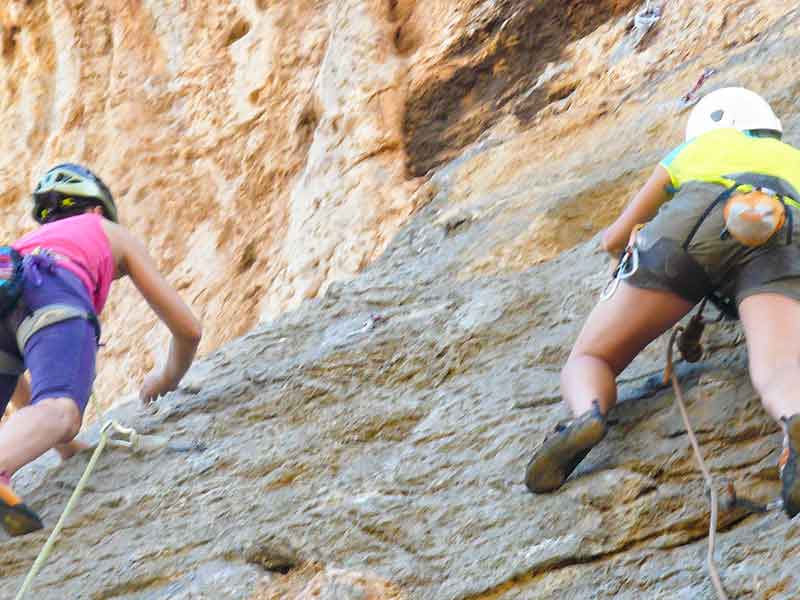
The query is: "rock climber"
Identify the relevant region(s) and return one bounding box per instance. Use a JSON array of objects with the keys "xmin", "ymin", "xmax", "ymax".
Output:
[
  {"xmin": 524, "ymin": 87, "xmax": 800, "ymax": 520},
  {"xmin": 0, "ymin": 163, "xmax": 202, "ymax": 537}
]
